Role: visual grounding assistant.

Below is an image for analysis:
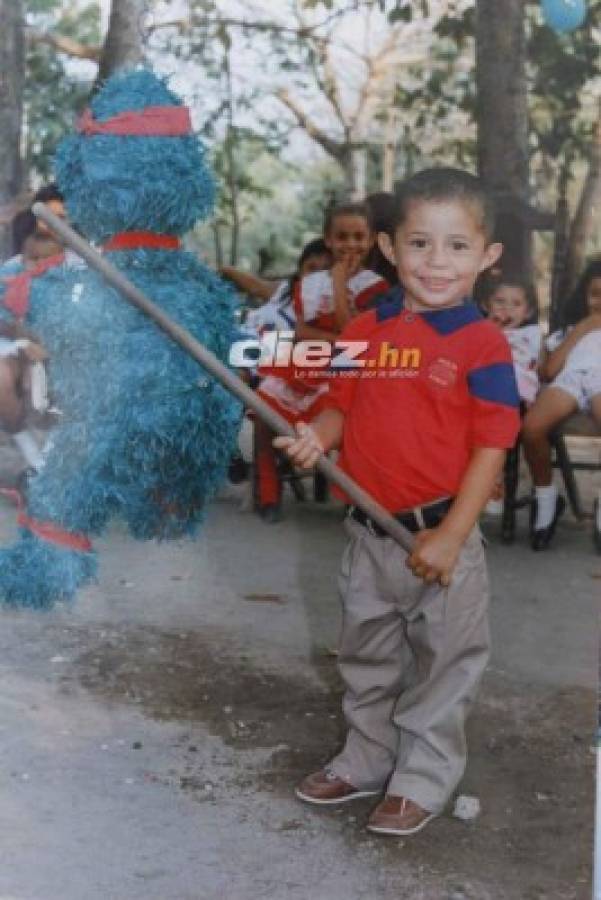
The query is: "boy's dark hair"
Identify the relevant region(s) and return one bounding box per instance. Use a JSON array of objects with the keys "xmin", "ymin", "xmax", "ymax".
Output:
[
  {"xmin": 32, "ymin": 183, "xmax": 64, "ymax": 205},
  {"xmin": 323, "ymin": 201, "xmax": 374, "ymax": 235},
  {"xmin": 287, "ymin": 237, "xmax": 331, "ymax": 294},
  {"xmin": 479, "ymin": 270, "xmax": 540, "ymax": 325},
  {"xmin": 11, "ymin": 208, "xmax": 36, "ymax": 255},
  {"xmin": 561, "ymin": 257, "xmax": 601, "ymax": 328},
  {"xmin": 297, "ymin": 237, "xmax": 330, "ymax": 270},
  {"xmin": 391, "ymin": 168, "xmax": 497, "ymax": 242},
  {"xmin": 364, "ymin": 192, "xmax": 396, "ymax": 234},
  {"xmin": 363, "ymin": 192, "xmax": 398, "ymax": 284}
]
